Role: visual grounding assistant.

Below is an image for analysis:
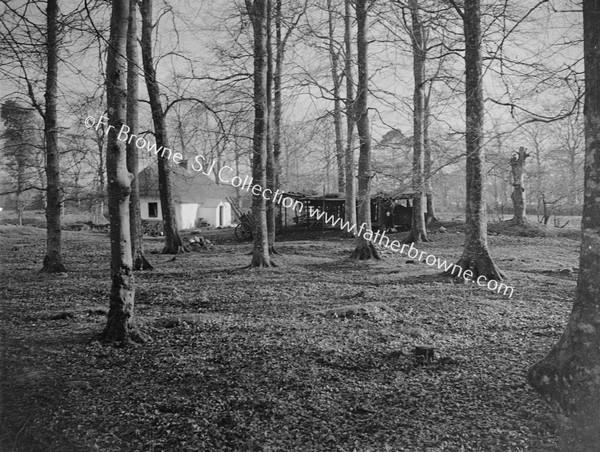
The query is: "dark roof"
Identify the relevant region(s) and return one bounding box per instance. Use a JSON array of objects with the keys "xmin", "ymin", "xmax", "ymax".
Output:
[{"xmin": 138, "ymin": 163, "xmax": 238, "ymax": 203}]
